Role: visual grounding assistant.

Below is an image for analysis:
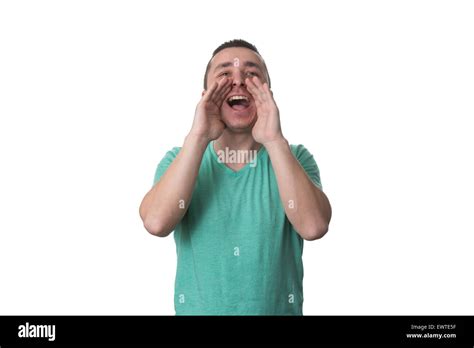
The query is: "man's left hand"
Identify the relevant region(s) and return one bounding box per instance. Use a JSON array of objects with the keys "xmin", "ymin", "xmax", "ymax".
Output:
[{"xmin": 246, "ymin": 76, "xmax": 284, "ymax": 145}]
